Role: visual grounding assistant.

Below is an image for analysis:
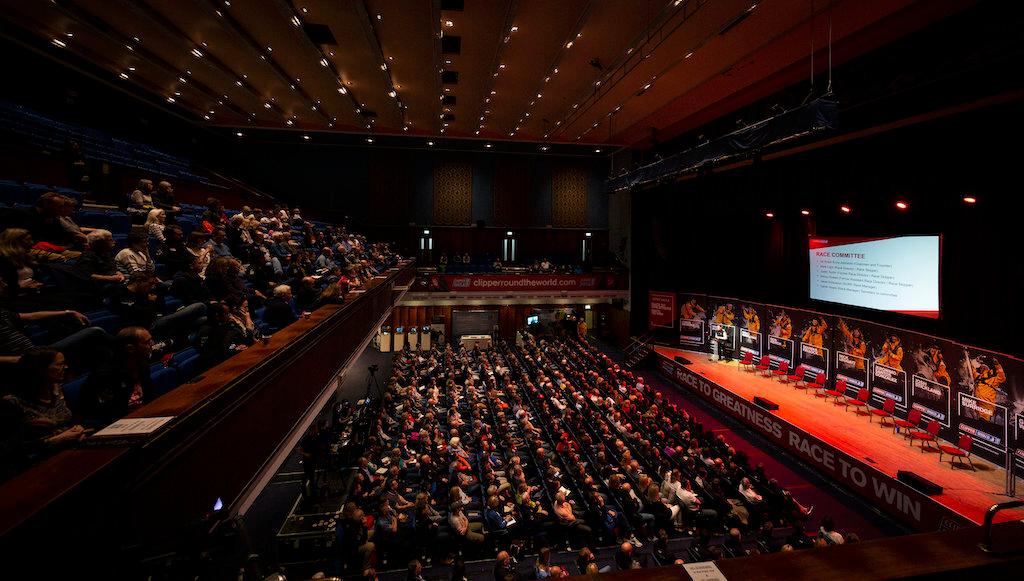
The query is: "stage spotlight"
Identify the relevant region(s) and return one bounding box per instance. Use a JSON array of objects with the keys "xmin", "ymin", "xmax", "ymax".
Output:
[
  {"xmin": 895, "ymin": 201, "xmax": 908, "ymax": 210},
  {"xmin": 962, "ymin": 195, "xmax": 977, "ymax": 204},
  {"xmin": 765, "ymin": 212, "xmax": 774, "ymax": 218},
  {"xmin": 800, "ymin": 209, "xmax": 810, "ymax": 216},
  {"xmin": 840, "ymin": 205, "xmax": 851, "ymax": 213}
]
